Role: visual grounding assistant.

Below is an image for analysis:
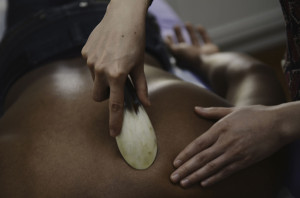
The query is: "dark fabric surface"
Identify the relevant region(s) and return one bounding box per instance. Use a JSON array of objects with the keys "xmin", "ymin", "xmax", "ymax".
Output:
[{"xmin": 280, "ymin": 0, "xmax": 300, "ymax": 101}]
